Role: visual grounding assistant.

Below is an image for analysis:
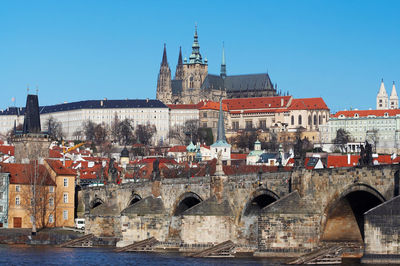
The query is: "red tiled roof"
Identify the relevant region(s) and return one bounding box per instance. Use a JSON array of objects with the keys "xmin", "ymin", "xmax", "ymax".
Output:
[
  {"xmin": 168, "ymin": 146, "xmax": 187, "ymax": 153},
  {"xmin": 231, "ymin": 153, "xmax": 248, "ymax": 160},
  {"xmin": 49, "ymin": 149, "xmax": 63, "ymax": 158},
  {"xmin": 223, "ymin": 96, "xmax": 292, "ymax": 110},
  {"xmin": 327, "ymin": 155, "xmax": 360, "ymax": 168},
  {"xmin": 332, "ymin": 109, "xmax": 400, "ymax": 118},
  {"xmin": 0, "ymin": 145, "xmax": 14, "ymax": 156},
  {"xmin": 0, "ymin": 163, "xmax": 55, "ymax": 185},
  {"xmin": 288, "ymin": 98, "xmax": 329, "ymax": 110},
  {"xmin": 46, "ymin": 159, "xmax": 76, "ymax": 175},
  {"xmin": 199, "ymin": 101, "xmax": 229, "ymax": 111},
  {"xmin": 230, "ymin": 108, "xmax": 288, "ymax": 114}
]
